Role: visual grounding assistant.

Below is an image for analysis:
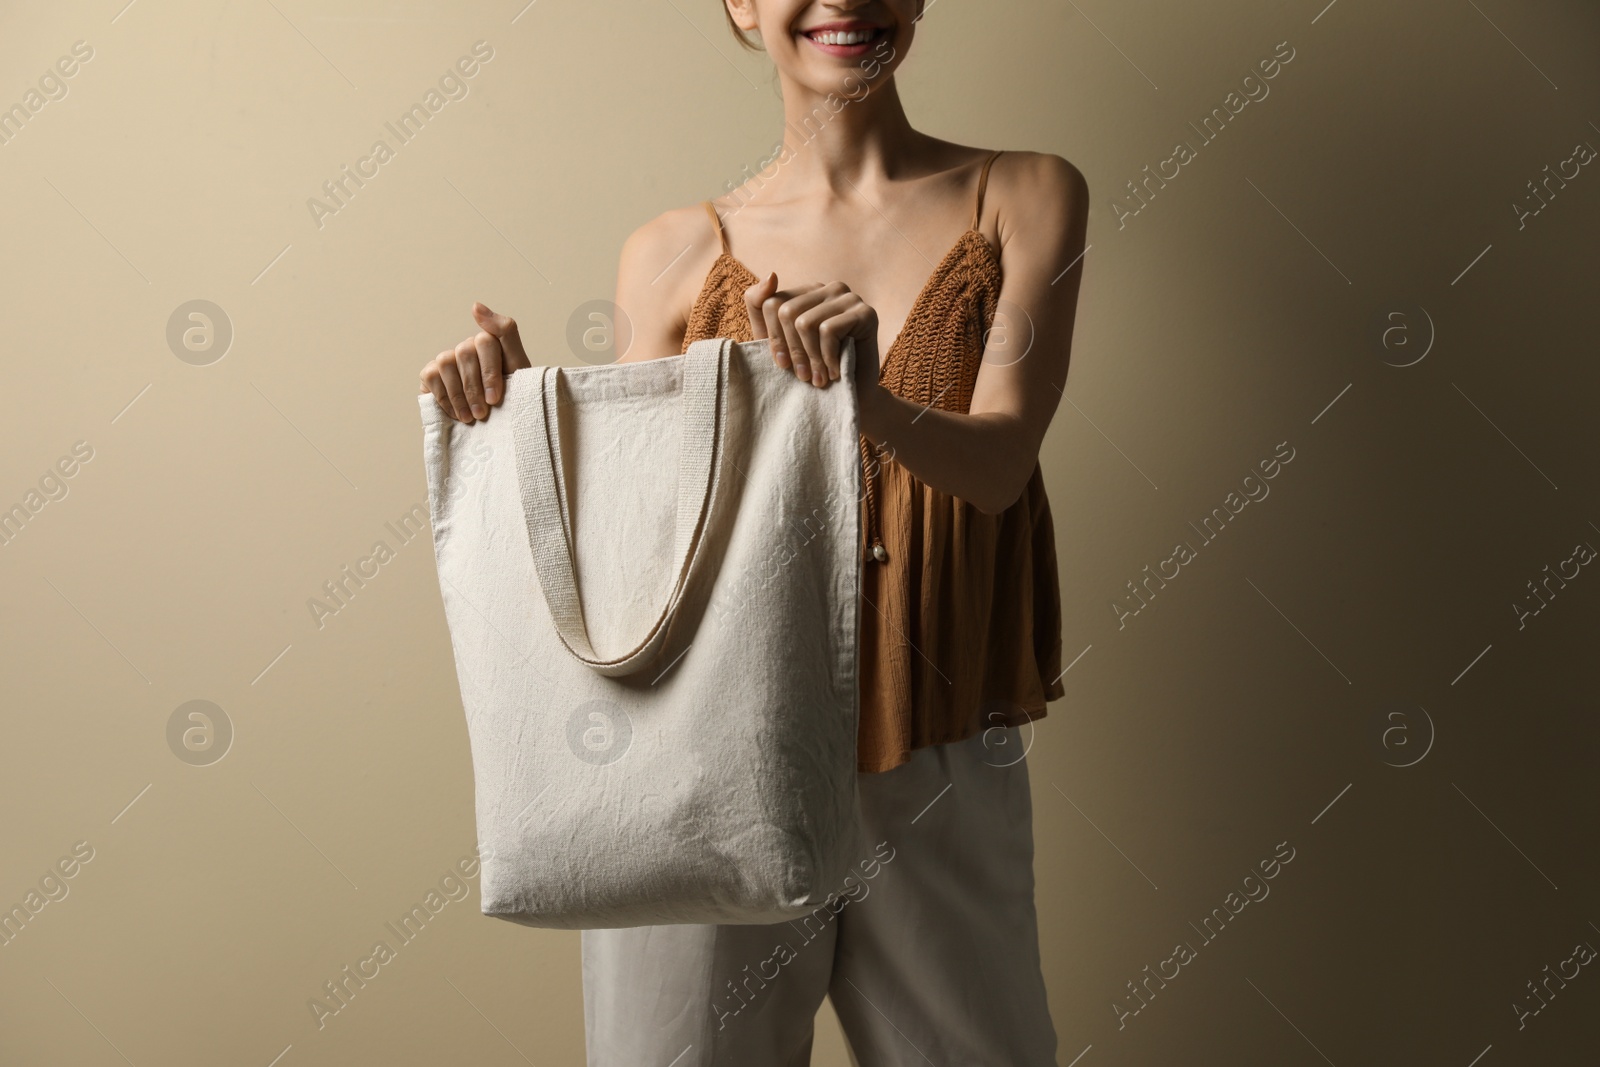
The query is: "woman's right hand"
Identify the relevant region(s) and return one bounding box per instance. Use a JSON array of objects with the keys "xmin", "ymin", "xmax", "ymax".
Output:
[{"xmin": 419, "ymin": 302, "xmax": 531, "ymax": 423}]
